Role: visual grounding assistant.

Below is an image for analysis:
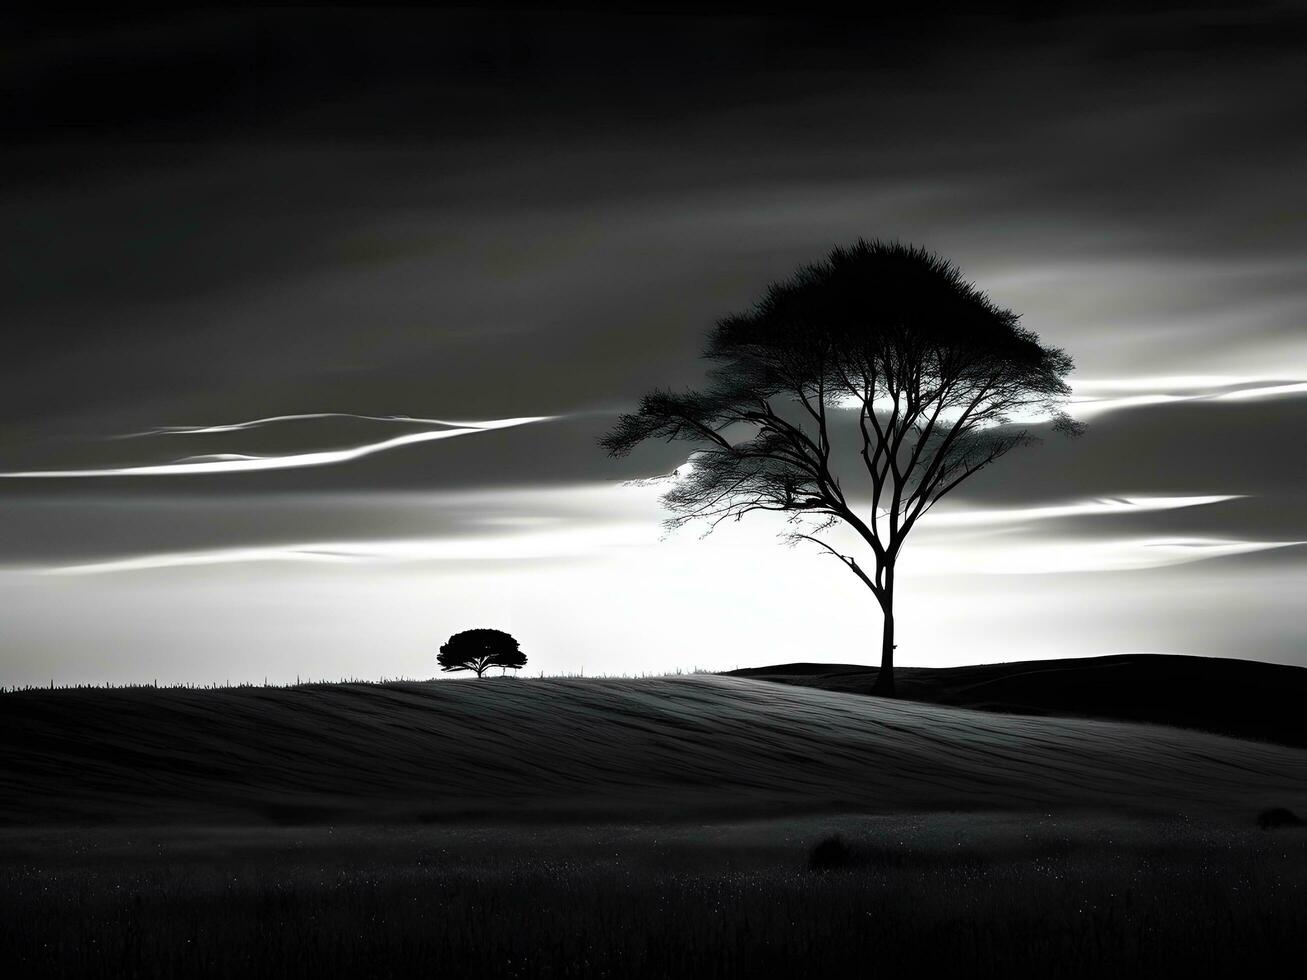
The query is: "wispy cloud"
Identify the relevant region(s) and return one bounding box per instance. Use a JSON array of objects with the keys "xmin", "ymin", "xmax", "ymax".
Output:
[
  {"xmin": 40, "ymin": 523, "xmax": 656, "ymax": 575},
  {"xmin": 829, "ymin": 377, "xmax": 1307, "ymax": 429},
  {"xmin": 122, "ymin": 412, "xmax": 503, "ymax": 437},
  {"xmin": 38, "ymin": 530, "xmax": 1304, "ymax": 578},
  {"xmin": 1069, "ymin": 377, "xmax": 1307, "ymax": 419},
  {"xmin": 921, "ymin": 495, "xmax": 1239, "ymax": 528},
  {"xmin": 909, "ymin": 537, "xmax": 1307, "ymax": 576},
  {"xmin": 0, "ymin": 415, "xmax": 553, "ymax": 478}
]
